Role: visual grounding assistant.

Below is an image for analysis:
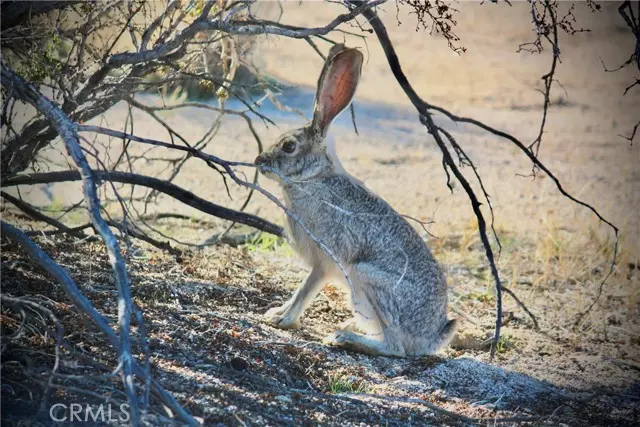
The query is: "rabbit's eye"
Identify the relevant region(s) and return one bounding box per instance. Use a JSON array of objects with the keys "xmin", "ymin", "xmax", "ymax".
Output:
[{"xmin": 281, "ymin": 140, "xmax": 297, "ymax": 154}]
